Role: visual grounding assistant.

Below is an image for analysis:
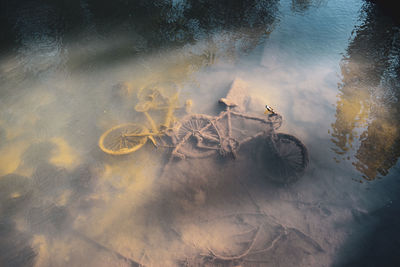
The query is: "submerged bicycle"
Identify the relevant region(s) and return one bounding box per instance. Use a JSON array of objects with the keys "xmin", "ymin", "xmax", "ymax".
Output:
[
  {"xmin": 99, "ymin": 81, "xmax": 189, "ymax": 155},
  {"xmin": 99, "ymin": 80, "xmax": 309, "ymax": 183}
]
